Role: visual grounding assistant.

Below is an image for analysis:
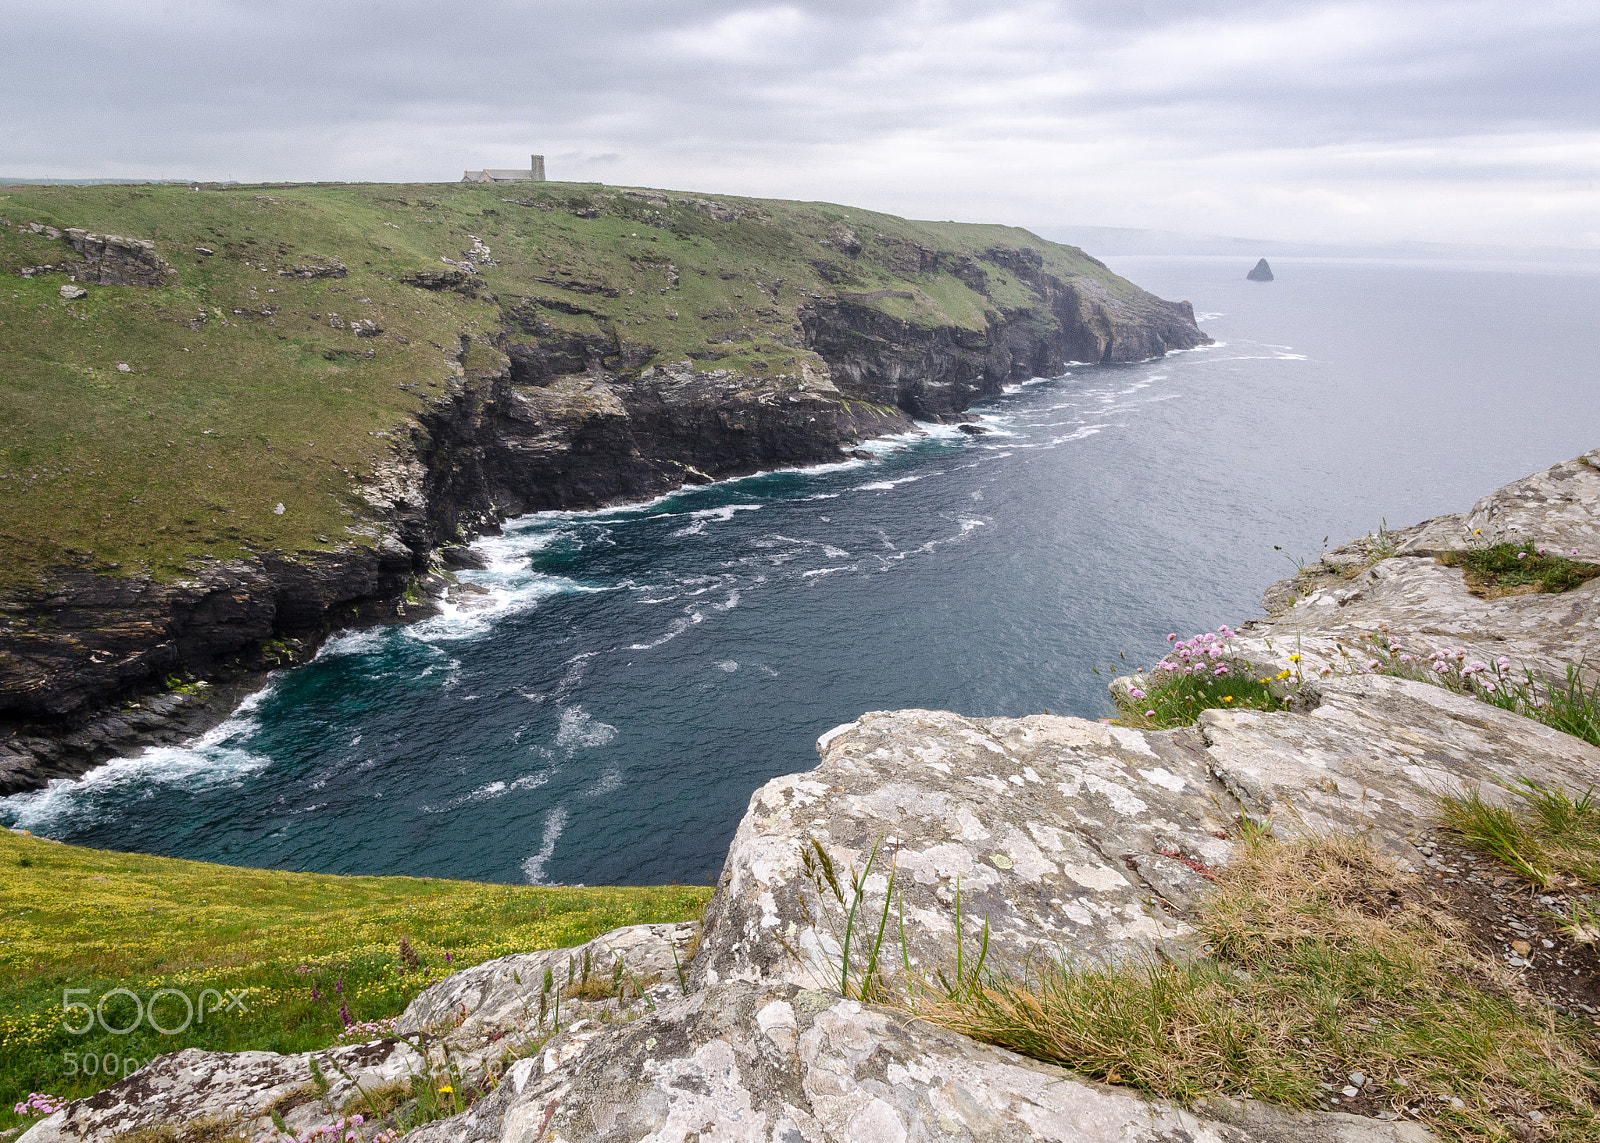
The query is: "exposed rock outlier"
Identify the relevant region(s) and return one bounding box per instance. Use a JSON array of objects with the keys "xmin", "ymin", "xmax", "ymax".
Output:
[
  {"xmin": 1247, "ymin": 258, "xmax": 1274, "ymax": 282},
  {"xmin": 15, "ymin": 227, "xmax": 174, "ymax": 285}
]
